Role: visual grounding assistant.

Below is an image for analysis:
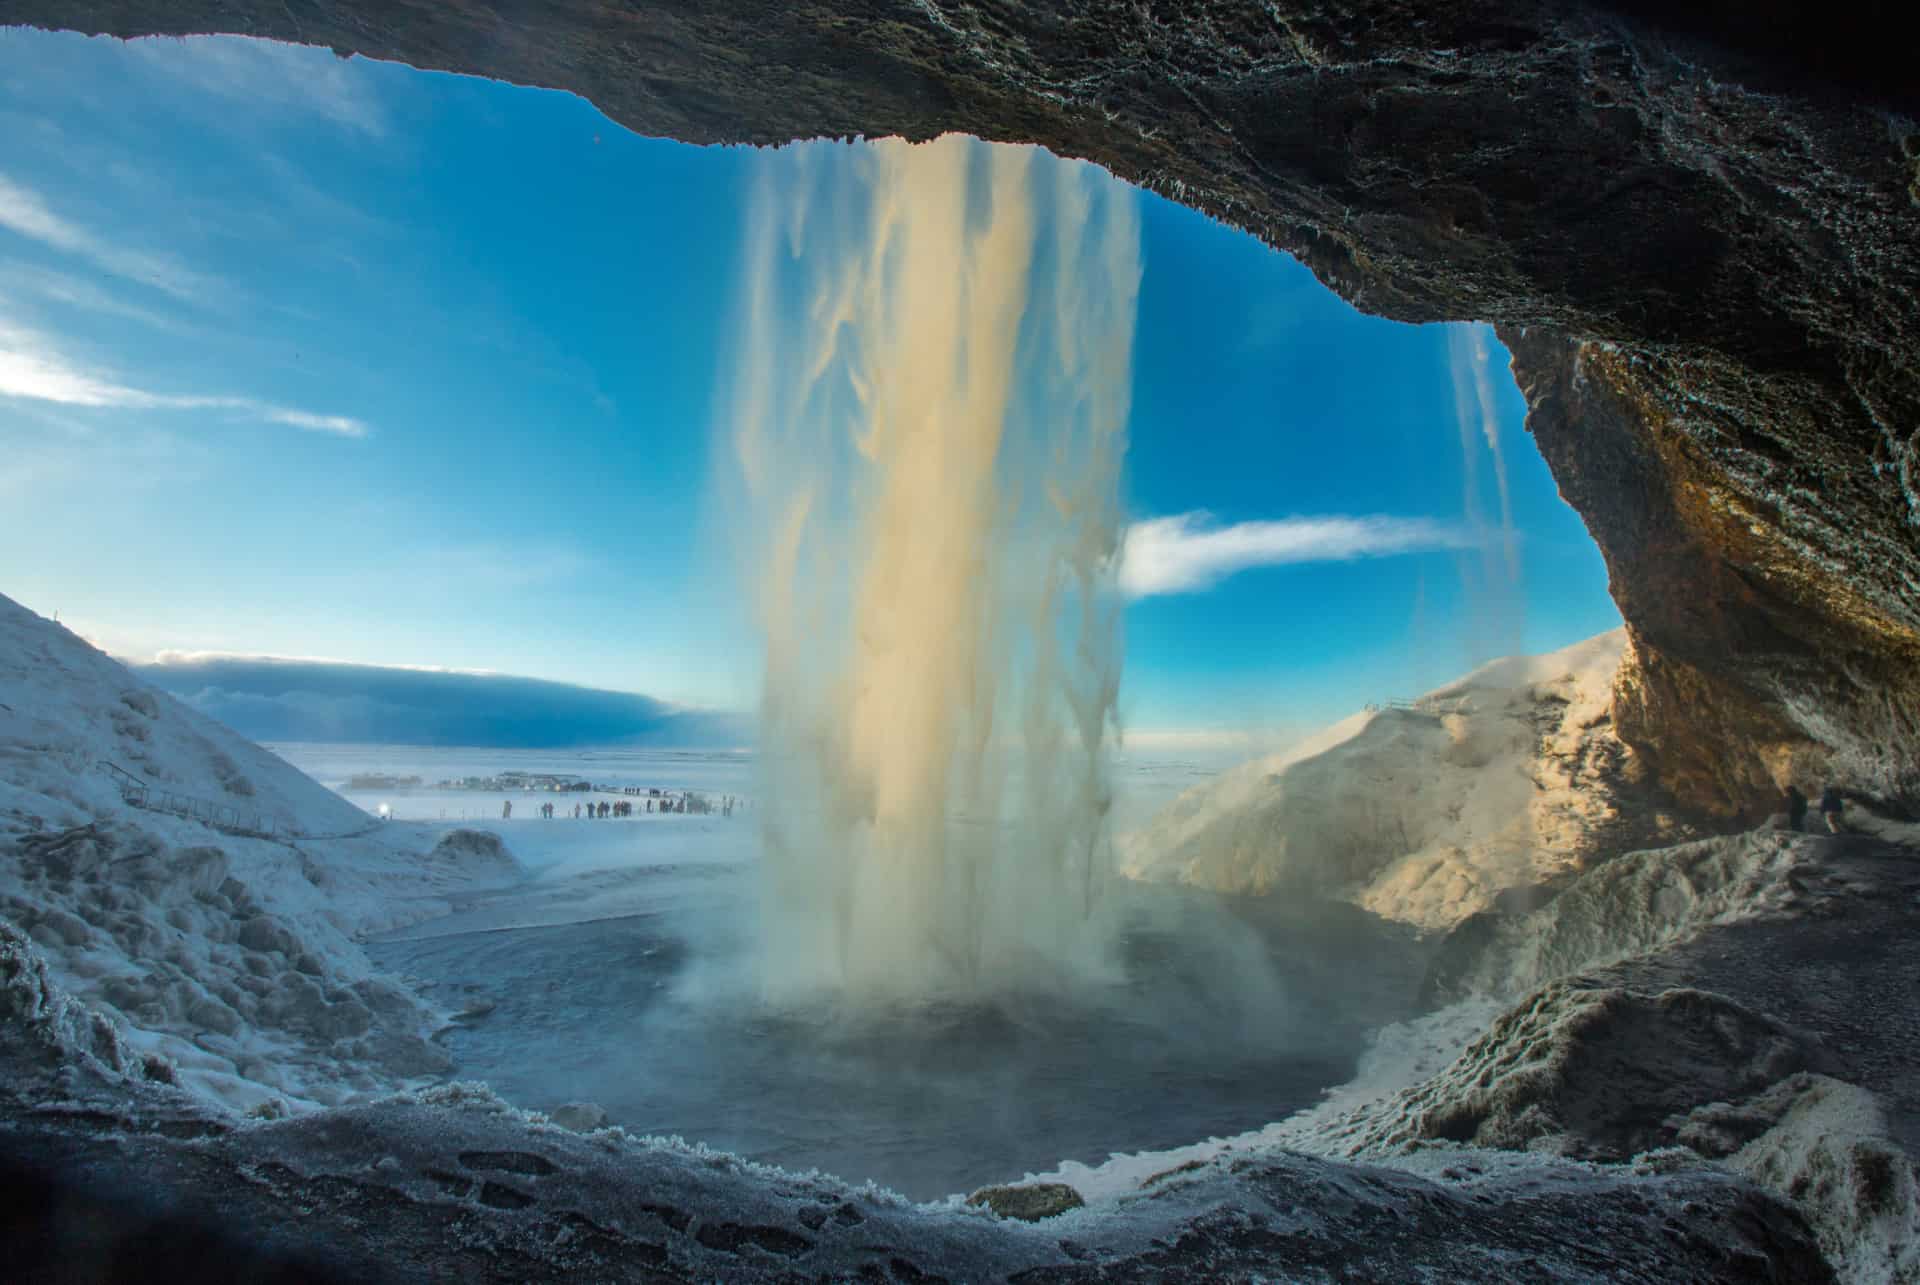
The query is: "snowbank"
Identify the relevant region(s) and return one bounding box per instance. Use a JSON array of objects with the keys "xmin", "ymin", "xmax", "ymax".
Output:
[
  {"xmin": 1710, "ymin": 1074, "xmax": 1920, "ymax": 1283},
  {"xmin": 1122, "ymin": 629, "xmax": 1663, "ymax": 931},
  {"xmin": 1427, "ymin": 828, "xmax": 1807, "ymax": 1000},
  {"xmin": 1283, "ymin": 973, "xmax": 1919, "ymax": 1284},
  {"xmin": 1308, "ymin": 981, "xmax": 1825, "ymax": 1159}
]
